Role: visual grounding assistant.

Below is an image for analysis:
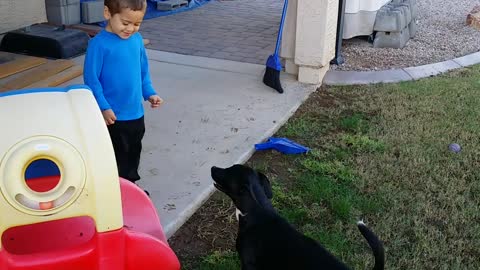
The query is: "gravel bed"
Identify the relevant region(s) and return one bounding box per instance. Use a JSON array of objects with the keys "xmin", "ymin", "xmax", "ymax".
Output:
[{"xmin": 332, "ymin": 0, "xmax": 480, "ymax": 71}]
